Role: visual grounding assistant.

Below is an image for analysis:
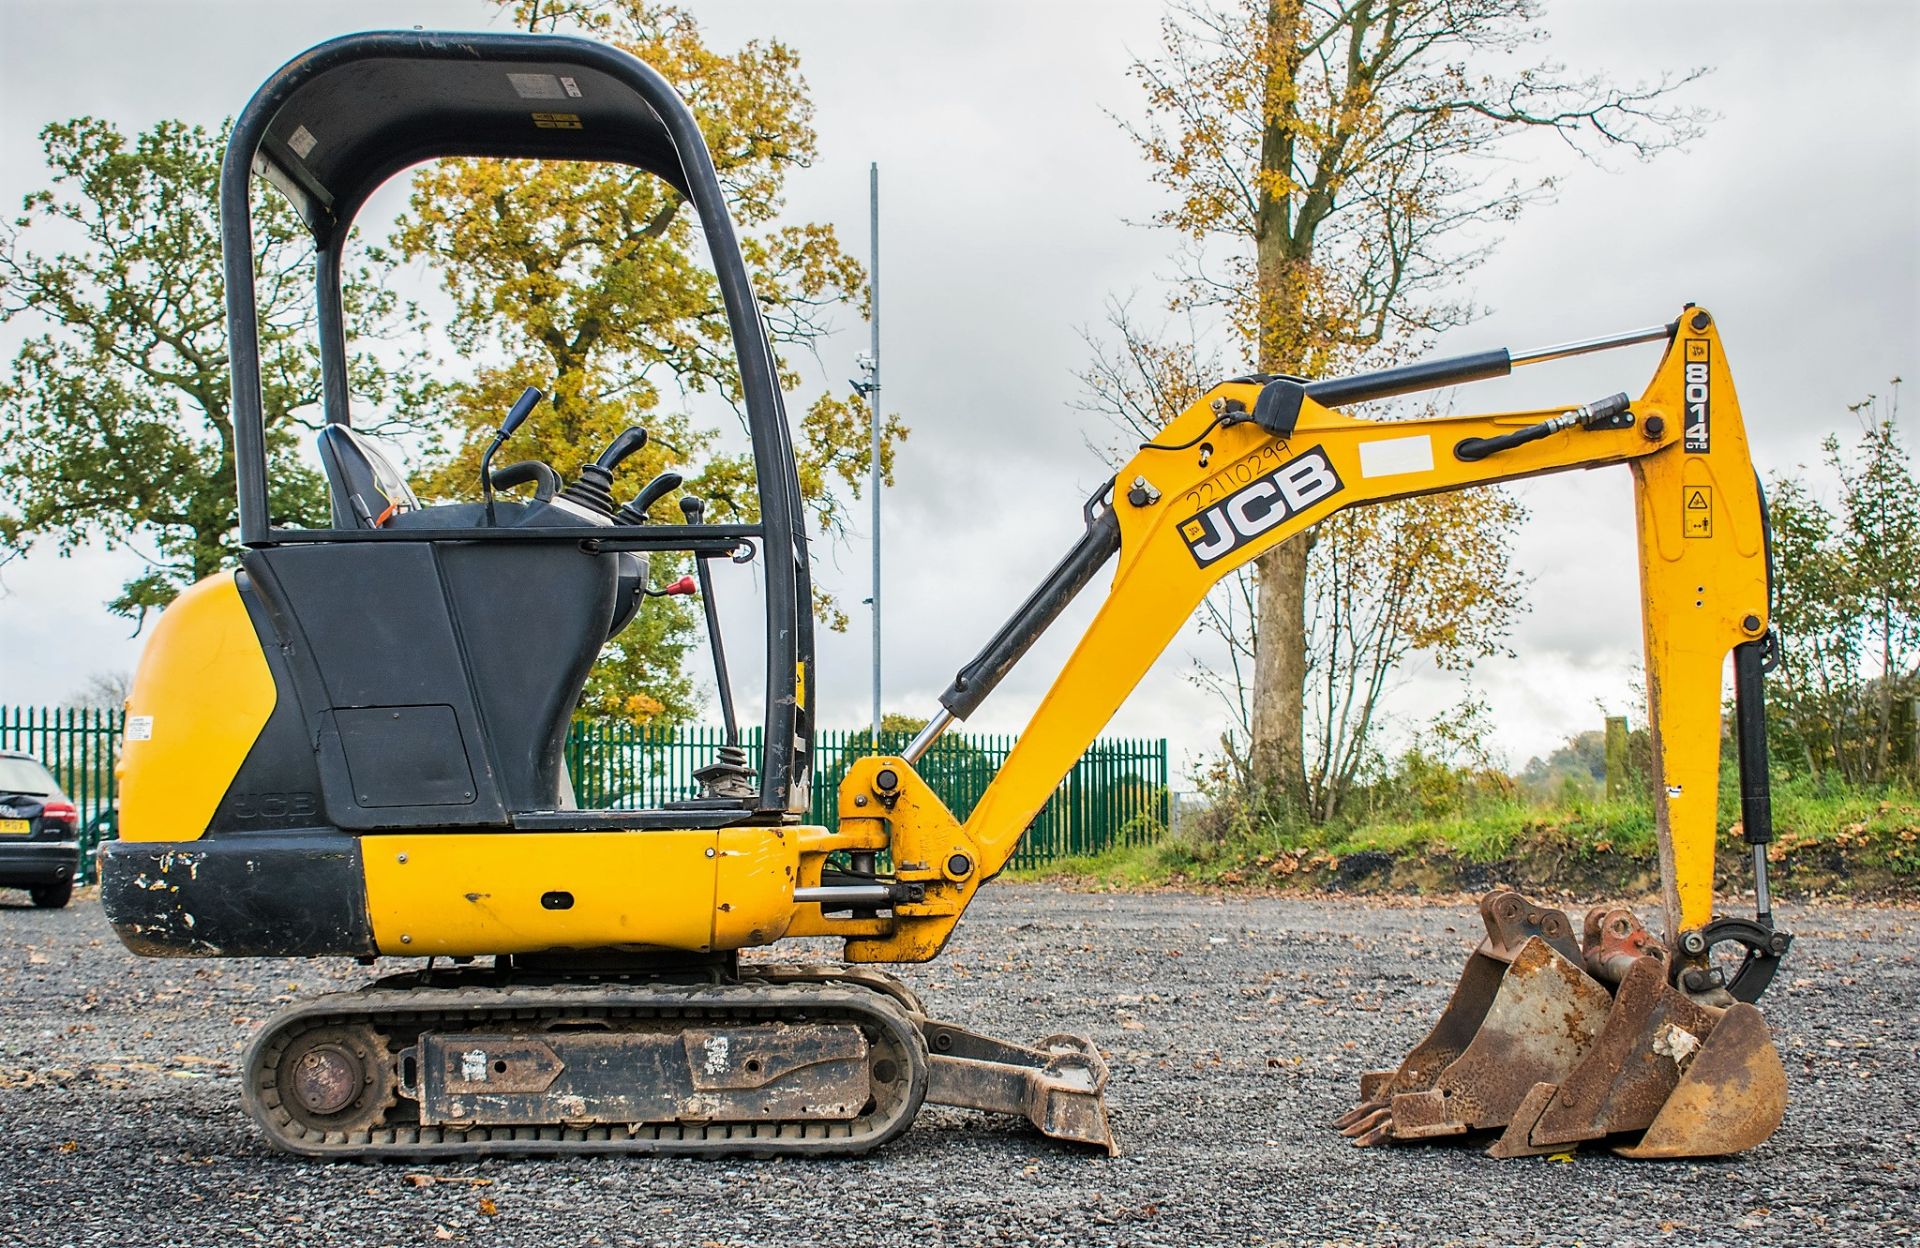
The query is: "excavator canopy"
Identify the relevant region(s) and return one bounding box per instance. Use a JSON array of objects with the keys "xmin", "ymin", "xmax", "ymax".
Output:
[{"xmin": 238, "ymin": 31, "xmax": 697, "ymax": 243}]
